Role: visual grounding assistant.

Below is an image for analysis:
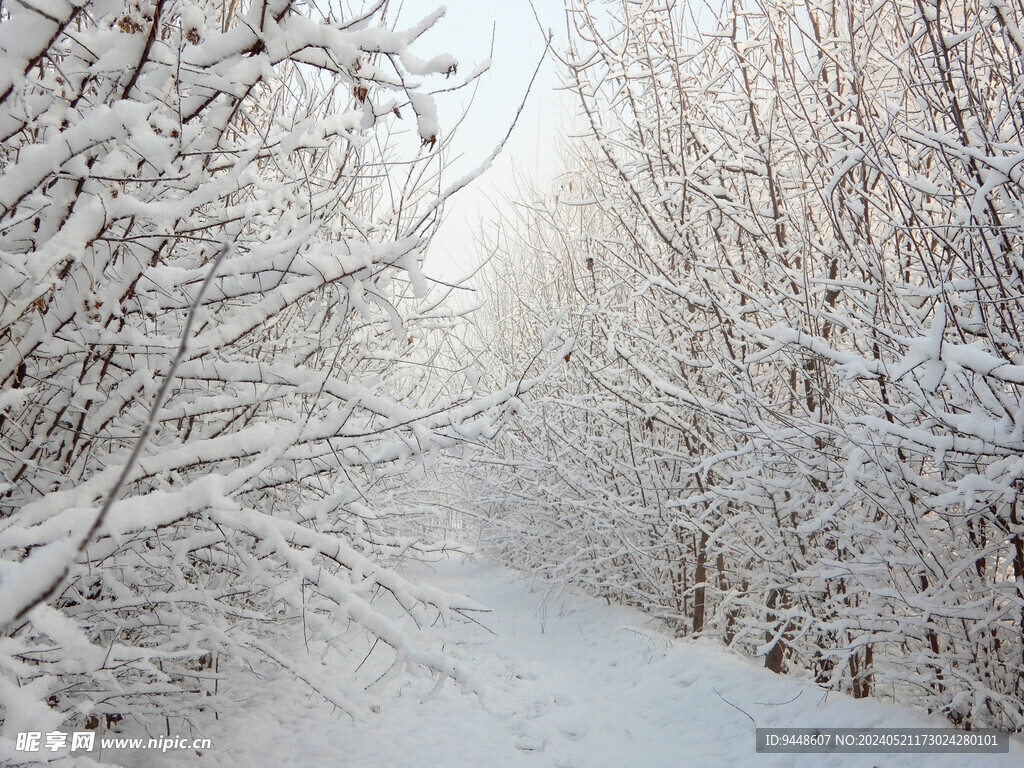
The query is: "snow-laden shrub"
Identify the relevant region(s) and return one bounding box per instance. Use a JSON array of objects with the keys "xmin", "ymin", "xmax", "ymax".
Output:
[
  {"xmin": 469, "ymin": 0, "xmax": 1024, "ymax": 731},
  {"xmin": 0, "ymin": 0, "xmax": 504, "ymax": 754}
]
